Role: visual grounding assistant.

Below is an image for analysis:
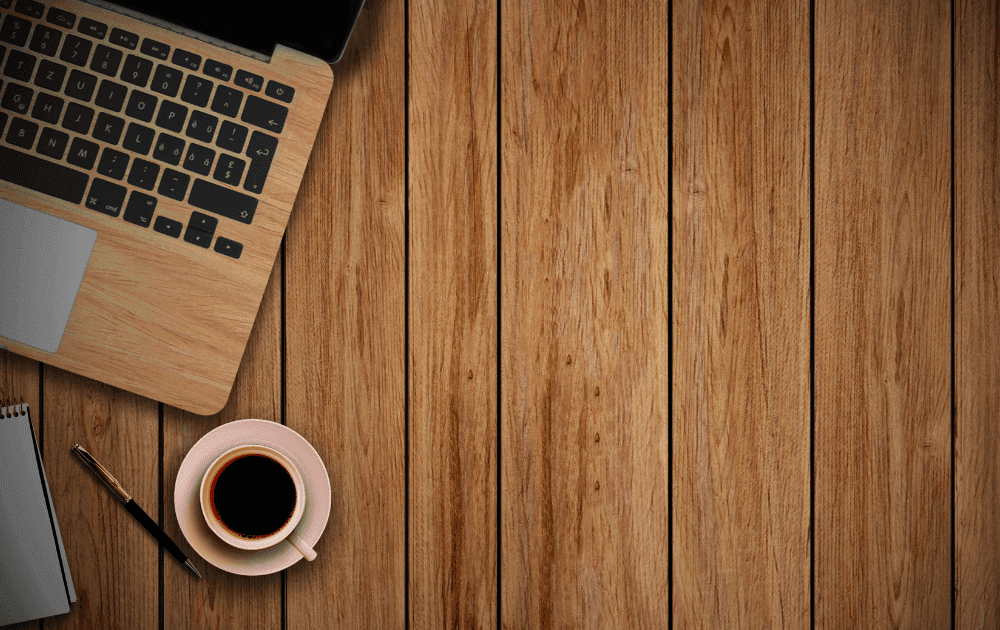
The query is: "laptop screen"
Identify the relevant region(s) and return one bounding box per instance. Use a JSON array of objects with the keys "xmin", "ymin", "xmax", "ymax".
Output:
[{"xmin": 99, "ymin": 1, "xmax": 366, "ymax": 63}]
